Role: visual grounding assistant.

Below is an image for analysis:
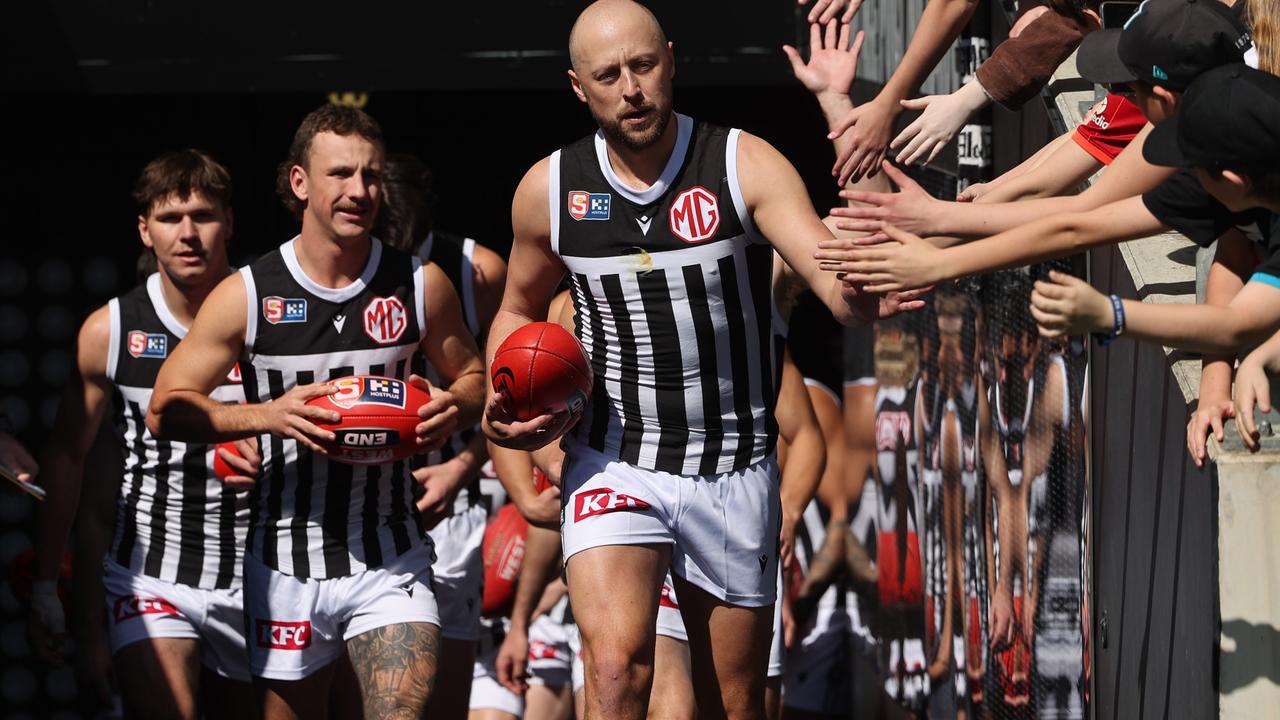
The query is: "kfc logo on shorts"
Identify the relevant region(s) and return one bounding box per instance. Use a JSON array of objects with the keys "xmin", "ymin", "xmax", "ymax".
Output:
[
  {"xmin": 113, "ymin": 595, "xmax": 180, "ymax": 623},
  {"xmin": 263, "ymin": 296, "xmax": 307, "ymax": 324},
  {"xmin": 529, "ymin": 640, "xmax": 560, "ymax": 661},
  {"xmin": 875, "ymin": 411, "xmax": 913, "ymax": 452},
  {"xmin": 659, "ymin": 582, "xmax": 680, "ymax": 609},
  {"xmin": 256, "ymin": 619, "xmax": 312, "ymax": 650},
  {"xmin": 226, "ymin": 363, "xmax": 242, "ymax": 384},
  {"xmin": 127, "ymin": 331, "xmax": 168, "ymax": 359},
  {"xmin": 364, "ymin": 296, "xmax": 407, "ymax": 345},
  {"xmin": 574, "ymin": 487, "xmax": 652, "ymax": 522},
  {"xmin": 568, "ymin": 191, "xmax": 611, "ymax": 221},
  {"xmin": 668, "ymin": 186, "xmax": 720, "ymax": 244}
]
